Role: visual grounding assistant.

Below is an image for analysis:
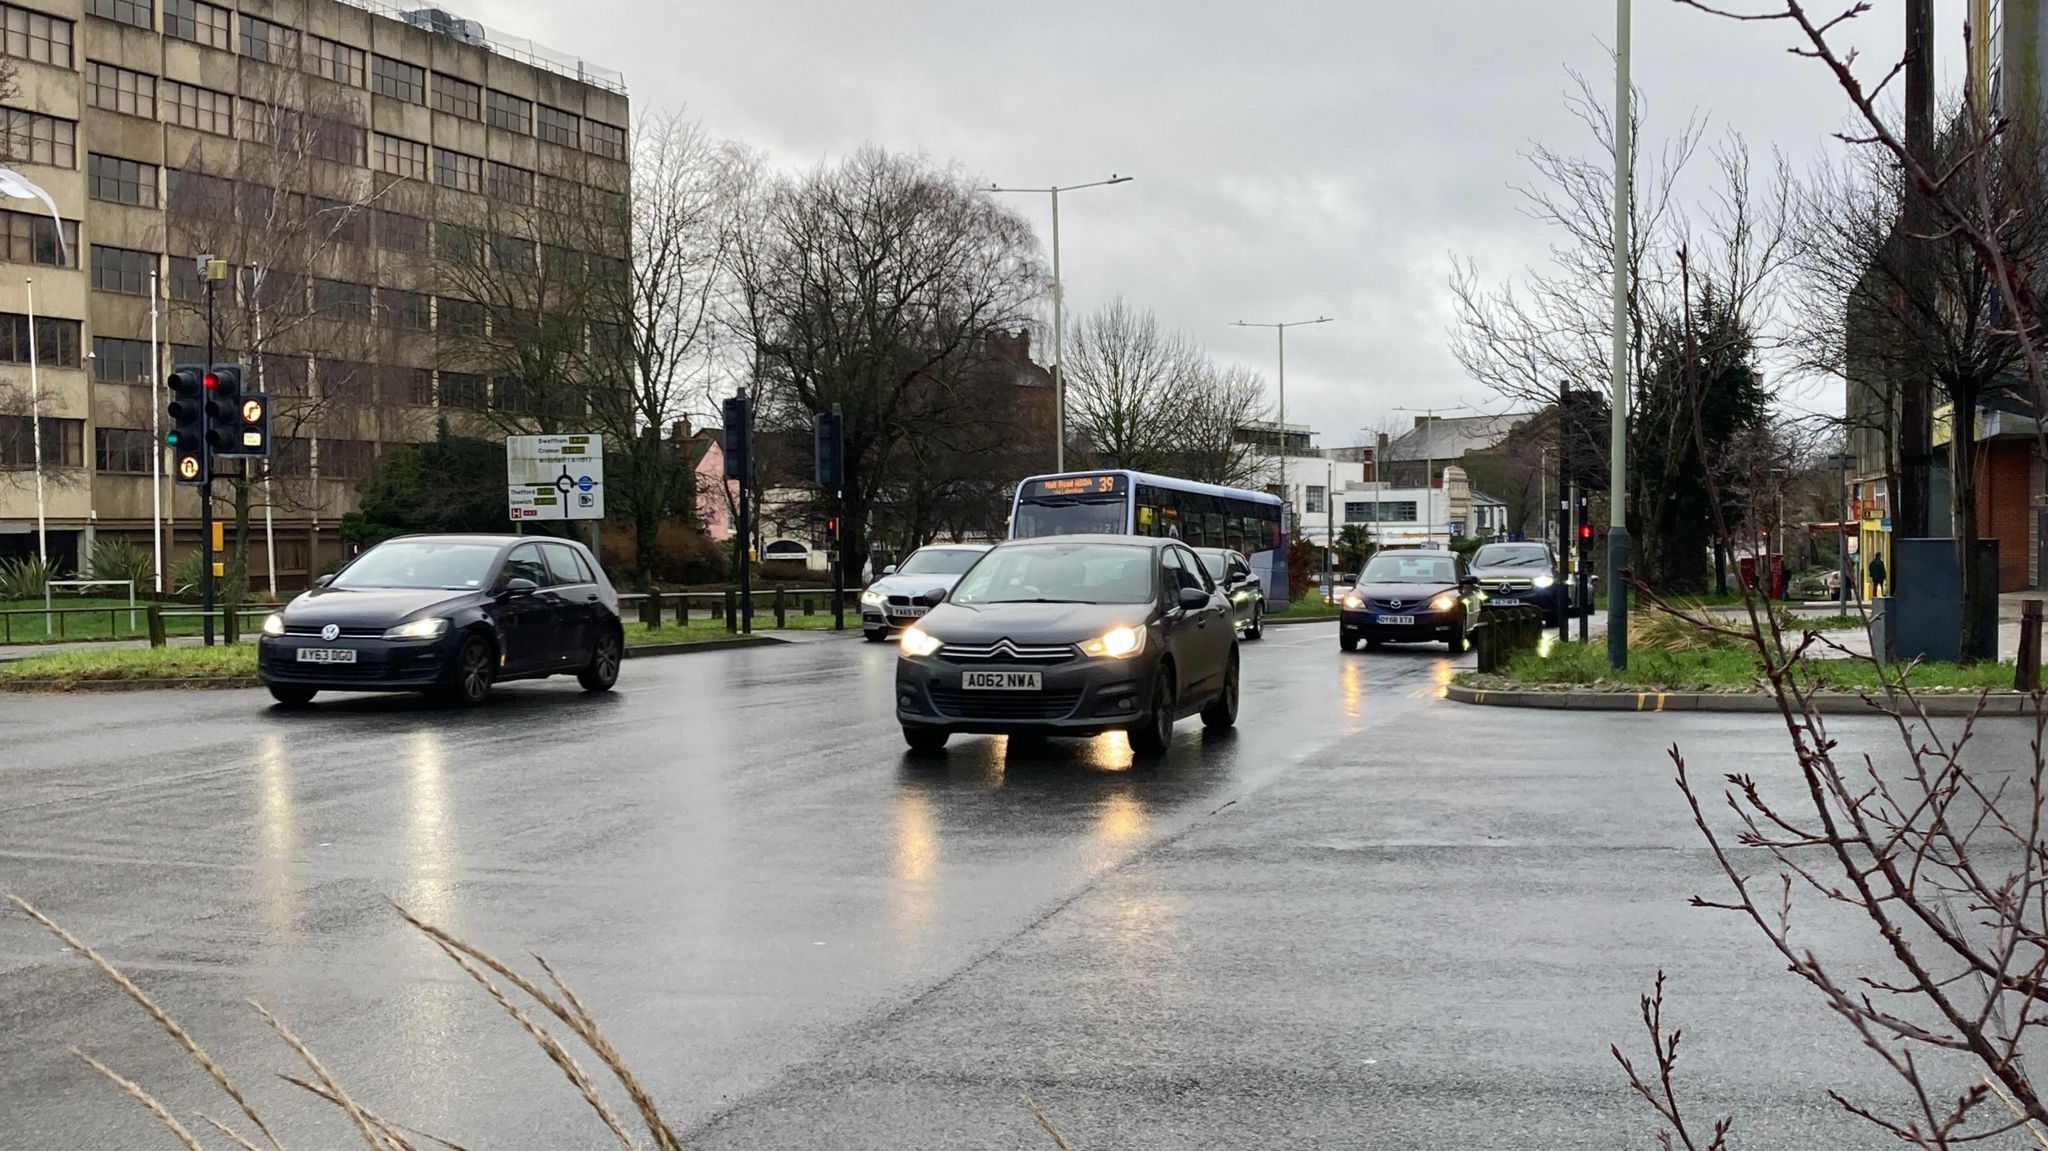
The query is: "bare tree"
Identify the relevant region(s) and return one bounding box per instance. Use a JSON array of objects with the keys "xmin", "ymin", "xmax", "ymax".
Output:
[{"xmin": 726, "ymin": 146, "xmax": 1045, "ymax": 586}]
